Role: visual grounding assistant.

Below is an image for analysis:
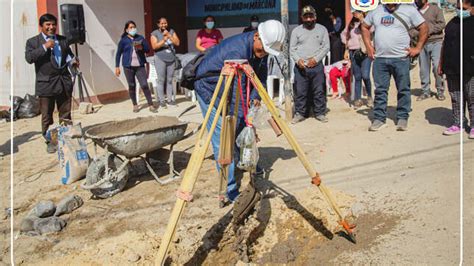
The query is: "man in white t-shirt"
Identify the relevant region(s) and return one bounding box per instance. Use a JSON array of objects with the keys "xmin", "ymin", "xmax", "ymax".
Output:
[{"xmin": 362, "ymin": 4, "xmax": 428, "ymax": 131}]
